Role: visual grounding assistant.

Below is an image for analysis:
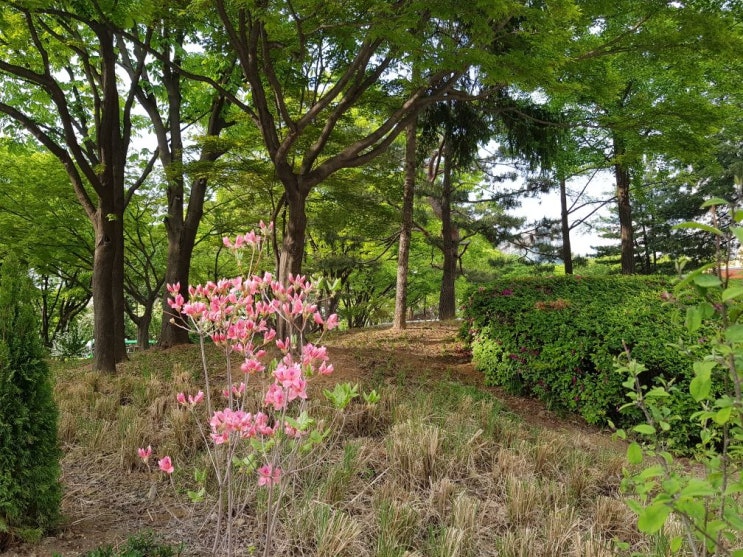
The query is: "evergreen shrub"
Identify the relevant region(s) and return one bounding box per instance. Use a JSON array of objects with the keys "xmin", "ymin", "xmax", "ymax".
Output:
[
  {"xmin": 462, "ymin": 275, "xmax": 706, "ymax": 445},
  {"xmin": 0, "ymin": 254, "xmax": 61, "ymax": 548}
]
